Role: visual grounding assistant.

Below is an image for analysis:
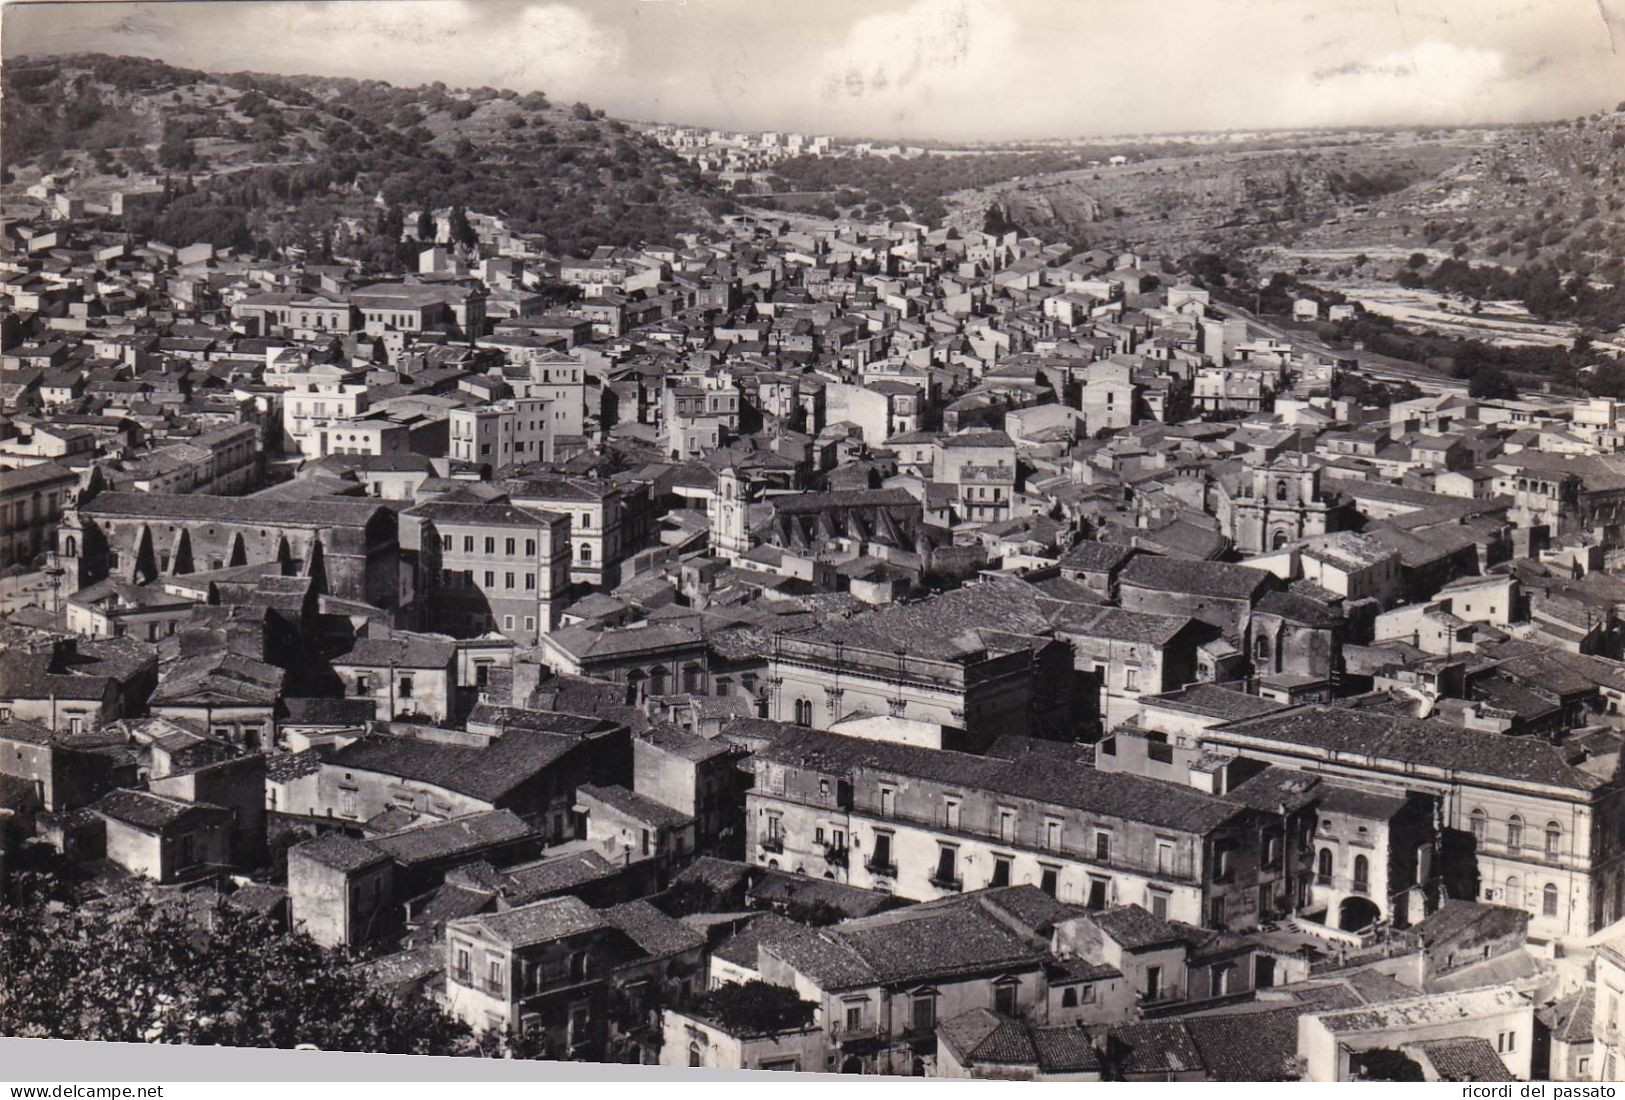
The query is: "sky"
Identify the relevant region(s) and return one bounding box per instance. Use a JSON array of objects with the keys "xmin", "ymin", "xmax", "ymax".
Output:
[{"xmin": 4, "ymin": 0, "xmax": 1625, "ymax": 141}]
